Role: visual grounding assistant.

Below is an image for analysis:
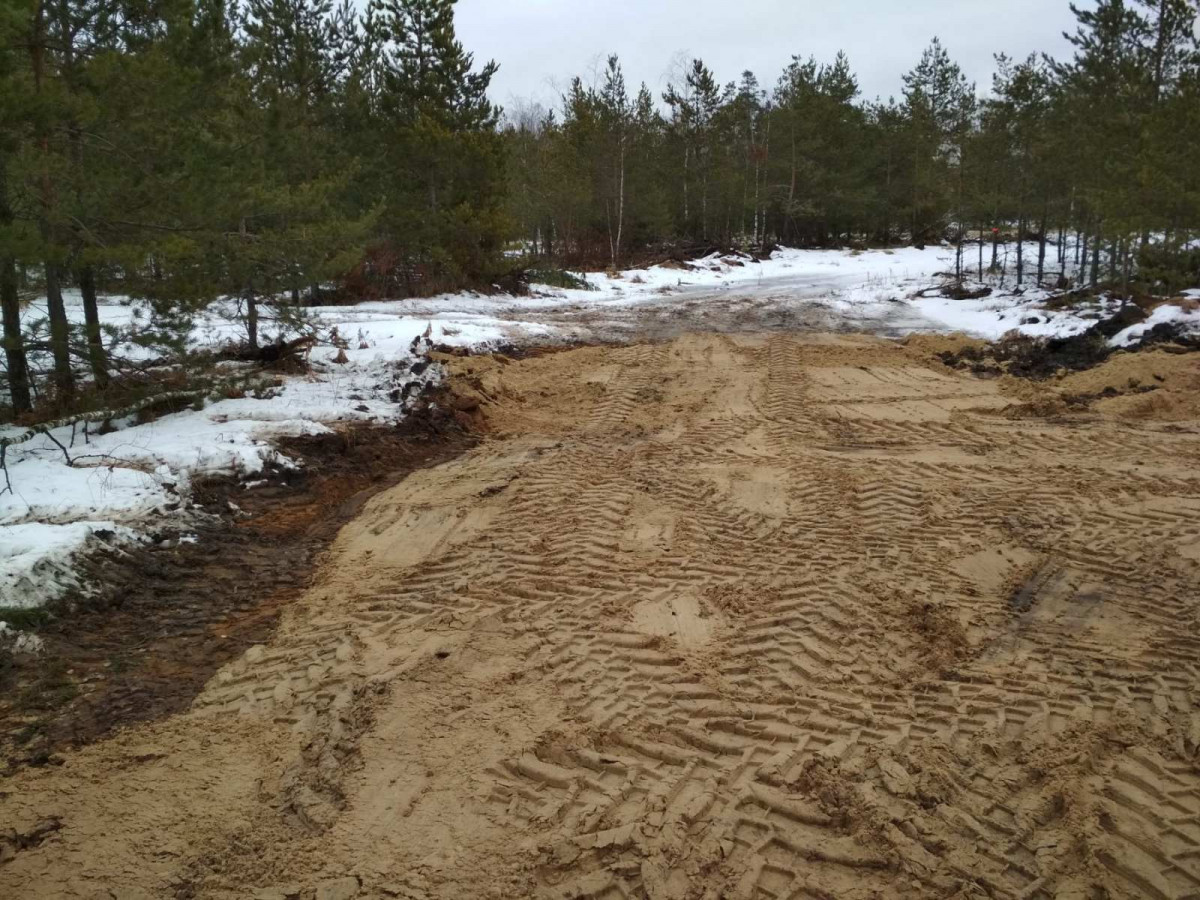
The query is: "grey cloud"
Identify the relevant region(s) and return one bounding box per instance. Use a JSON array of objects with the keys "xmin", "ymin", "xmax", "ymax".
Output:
[{"xmin": 453, "ymin": 0, "xmax": 1083, "ymax": 110}]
